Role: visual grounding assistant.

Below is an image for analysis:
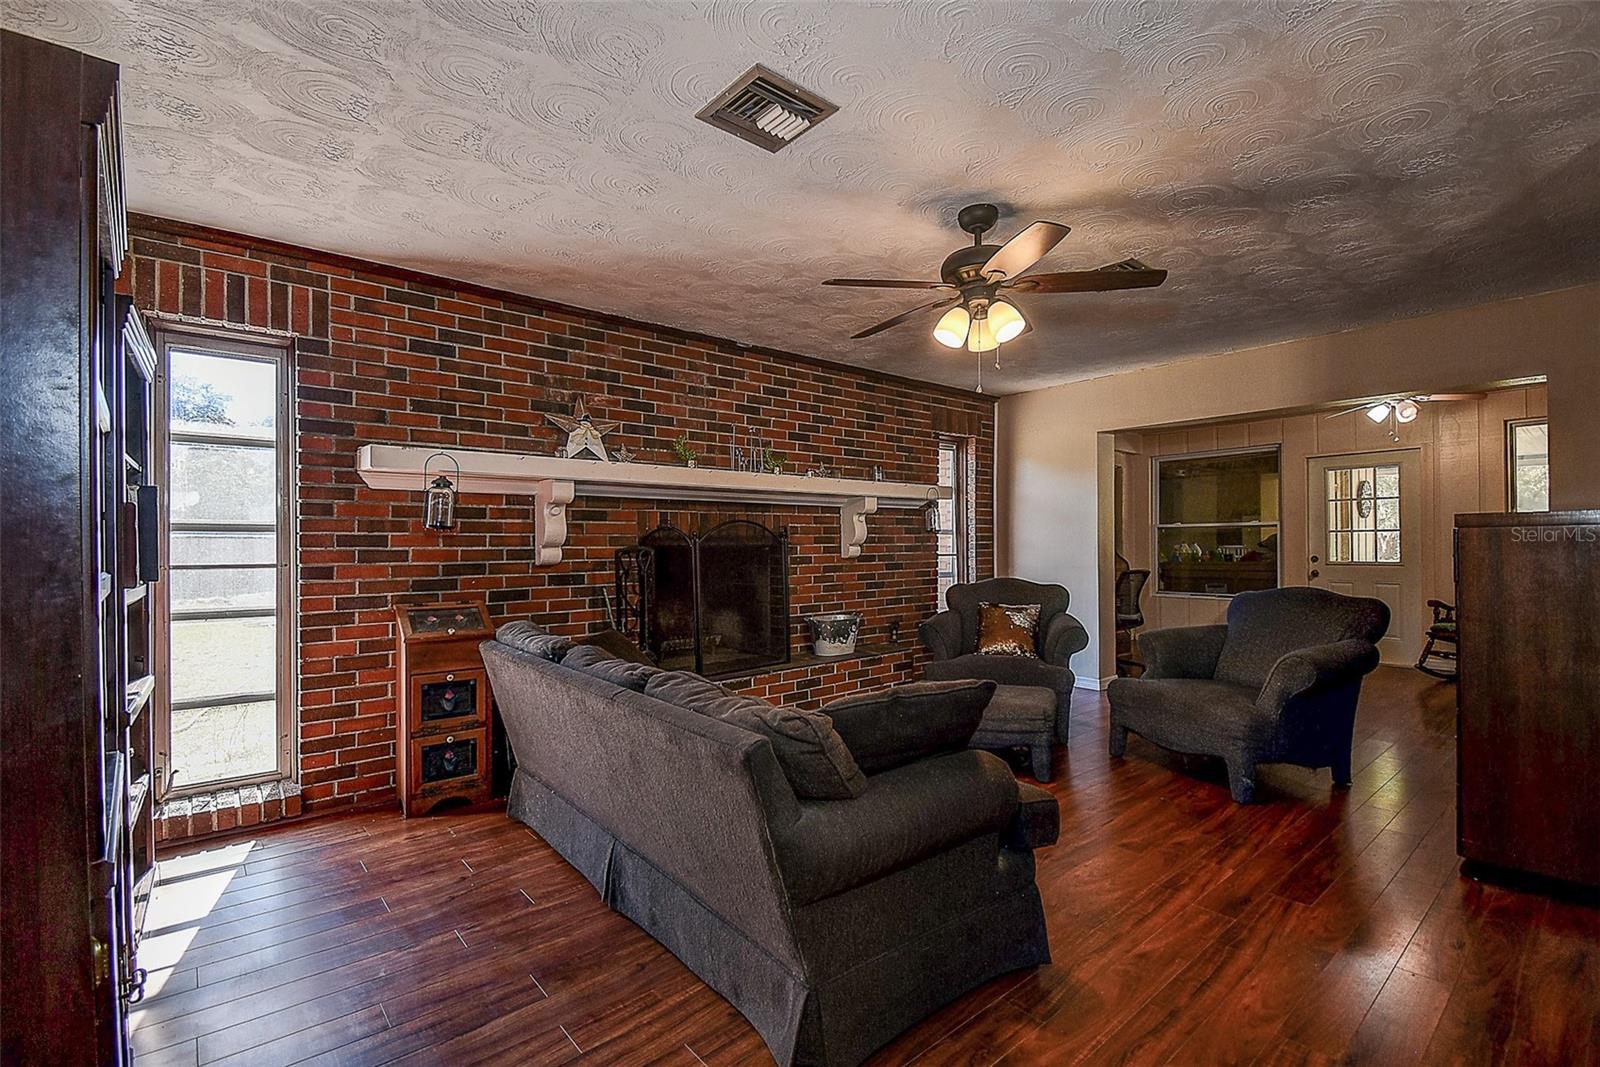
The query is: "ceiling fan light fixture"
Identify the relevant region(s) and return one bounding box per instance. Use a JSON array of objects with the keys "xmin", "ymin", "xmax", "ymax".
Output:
[
  {"xmin": 1366, "ymin": 402, "xmax": 1392, "ymax": 423},
  {"xmin": 988, "ymin": 300, "xmax": 1025, "ymax": 343},
  {"xmin": 1394, "ymin": 400, "xmax": 1420, "ymax": 424},
  {"xmin": 933, "ymin": 305, "xmax": 970, "ymax": 348},
  {"xmin": 967, "ymin": 313, "xmax": 998, "ymax": 353}
]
